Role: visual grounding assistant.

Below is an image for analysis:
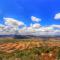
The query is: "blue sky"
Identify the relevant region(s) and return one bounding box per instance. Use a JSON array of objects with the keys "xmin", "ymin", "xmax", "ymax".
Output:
[
  {"xmin": 0, "ymin": 0, "xmax": 60, "ymax": 35},
  {"xmin": 0, "ymin": 0, "xmax": 60, "ymax": 25}
]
